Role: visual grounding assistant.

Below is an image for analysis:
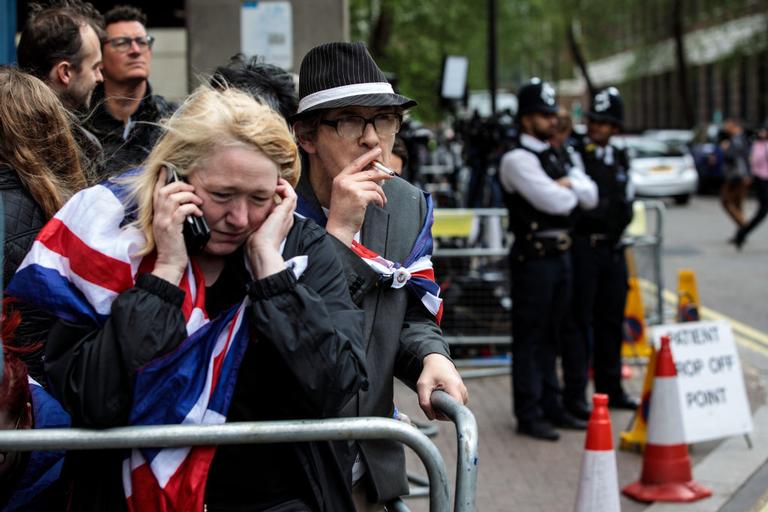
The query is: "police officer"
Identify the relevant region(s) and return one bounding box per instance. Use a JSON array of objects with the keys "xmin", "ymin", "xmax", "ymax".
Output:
[
  {"xmin": 499, "ymin": 79, "xmax": 597, "ymax": 441},
  {"xmin": 564, "ymin": 87, "xmax": 638, "ymax": 414}
]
